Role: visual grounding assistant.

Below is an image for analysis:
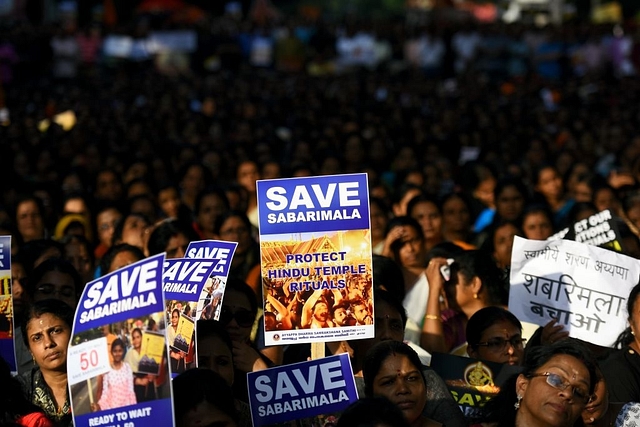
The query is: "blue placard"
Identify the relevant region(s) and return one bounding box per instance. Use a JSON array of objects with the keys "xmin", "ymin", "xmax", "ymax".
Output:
[
  {"xmin": 256, "ymin": 173, "xmax": 370, "ymax": 235},
  {"xmin": 185, "ymin": 240, "xmax": 238, "ymax": 321},
  {"xmin": 162, "ymin": 258, "xmax": 219, "ymax": 301},
  {"xmin": 185, "ymin": 240, "xmax": 237, "ymax": 277},
  {"xmin": 162, "ymin": 258, "xmax": 218, "ymax": 377},
  {"xmin": 69, "ymin": 253, "xmax": 175, "ymax": 427},
  {"xmin": 74, "ymin": 254, "xmax": 166, "ymax": 333},
  {"xmin": 0, "ymin": 235, "xmax": 15, "ymax": 372},
  {"xmin": 247, "ymin": 353, "xmax": 358, "ymax": 426}
]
